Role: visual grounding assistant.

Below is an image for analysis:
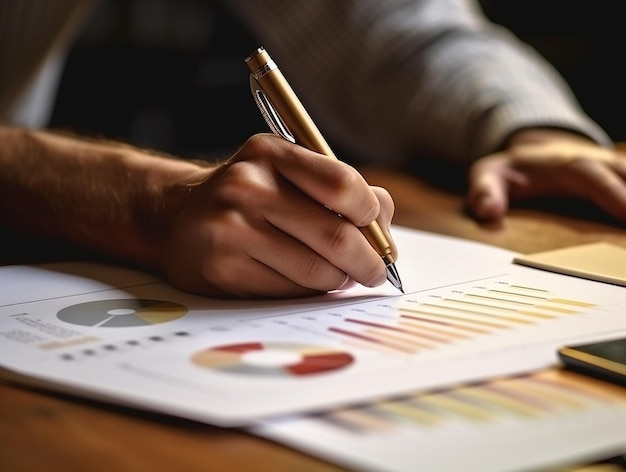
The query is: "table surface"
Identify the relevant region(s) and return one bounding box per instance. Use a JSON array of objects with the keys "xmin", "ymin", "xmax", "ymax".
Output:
[{"xmin": 1, "ymin": 164, "xmax": 625, "ymax": 472}]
